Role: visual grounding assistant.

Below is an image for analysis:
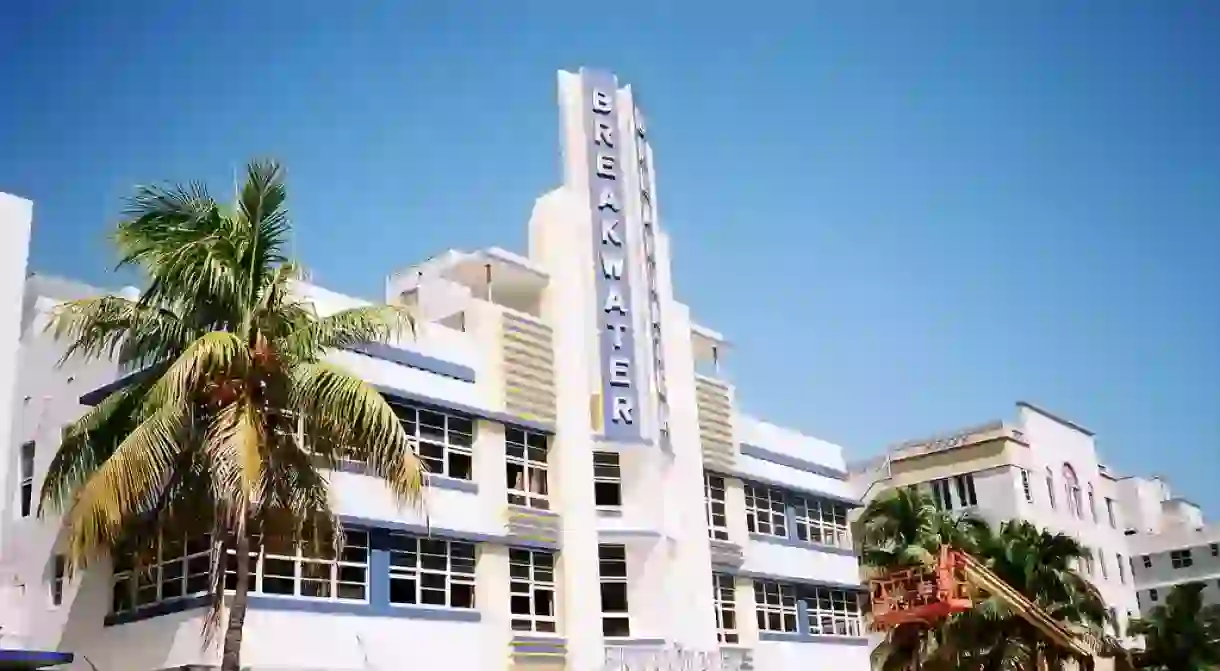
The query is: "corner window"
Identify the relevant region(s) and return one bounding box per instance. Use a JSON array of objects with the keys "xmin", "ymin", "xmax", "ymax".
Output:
[
  {"xmin": 509, "ymin": 549, "xmax": 556, "ymax": 633},
  {"xmin": 593, "ymin": 451, "xmax": 623, "ymax": 509},
  {"xmin": 753, "ymin": 580, "xmax": 797, "ymax": 633},
  {"xmin": 19, "ymin": 441, "xmax": 35, "ymax": 517},
  {"xmin": 50, "ymin": 555, "xmax": 66, "ymax": 606},
  {"xmin": 792, "ymin": 495, "xmax": 851, "ymax": 549},
  {"xmin": 803, "ymin": 586, "xmax": 863, "ymax": 637},
  {"xmin": 599, "ymin": 544, "xmax": 630, "ymax": 637},
  {"xmin": 704, "ymin": 473, "xmax": 729, "ymax": 541},
  {"xmin": 506, "ymin": 428, "xmax": 550, "ymax": 510},
  {"xmin": 388, "ymin": 535, "xmax": 475, "ymax": 608},
  {"xmin": 113, "ymin": 534, "xmax": 213, "ymax": 614},
  {"xmin": 397, "ymin": 405, "xmax": 475, "ymax": 480},
  {"xmin": 743, "ymin": 483, "xmax": 787, "ymax": 538},
  {"xmin": 1170, "ymin": 549, "xmax": 1193, "ymax": 569},
  {"xmin": 712, "ymin": 573, "xmax": 738, "ymax": 644}
]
